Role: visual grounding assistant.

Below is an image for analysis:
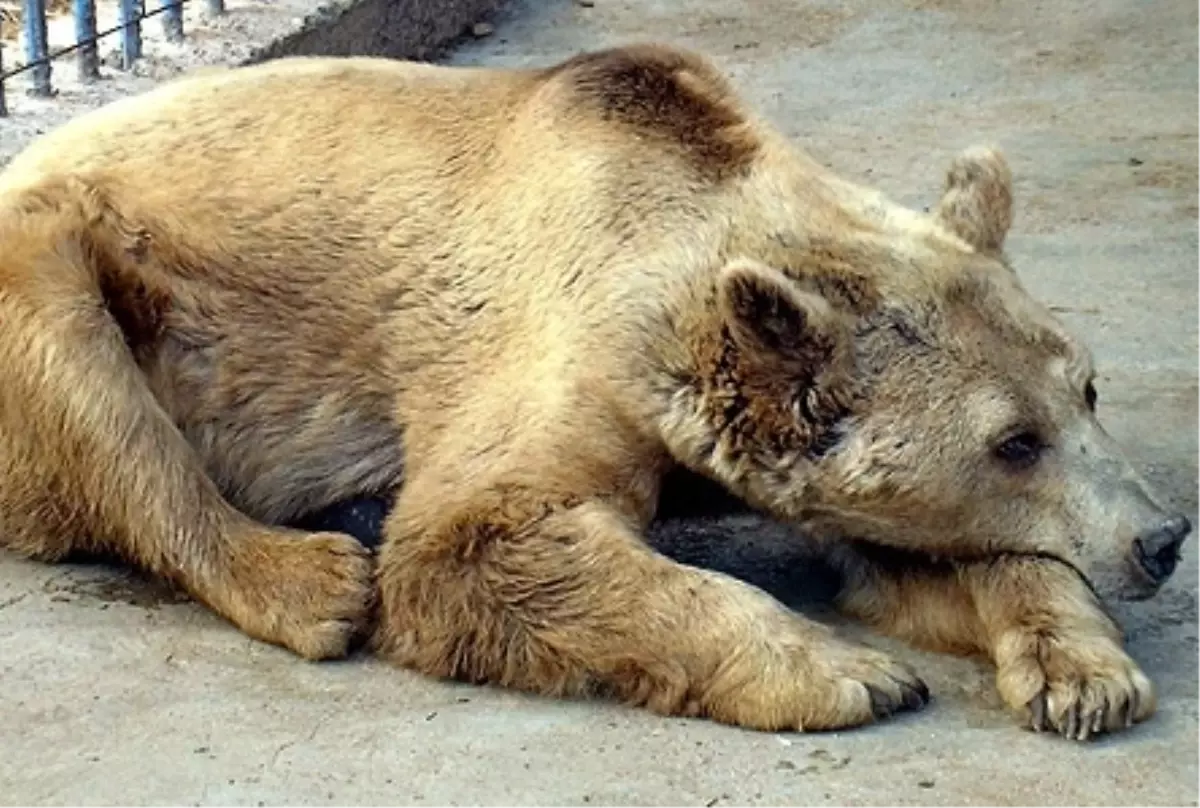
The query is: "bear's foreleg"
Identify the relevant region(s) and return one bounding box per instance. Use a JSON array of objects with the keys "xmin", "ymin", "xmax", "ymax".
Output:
[
  {"xmin": 374, "ymin": 477, "xmax": 929, "ymax": 732},
  {"xmin": 832, "ymin": 546, "xmax": 1154, "ymax": 739}
]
